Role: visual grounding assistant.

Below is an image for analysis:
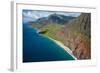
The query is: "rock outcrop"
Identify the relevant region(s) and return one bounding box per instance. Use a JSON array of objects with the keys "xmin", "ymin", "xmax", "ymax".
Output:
[{"xmin": 56, "ymin": 13, "xmax": 91, "ymax": 59}]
